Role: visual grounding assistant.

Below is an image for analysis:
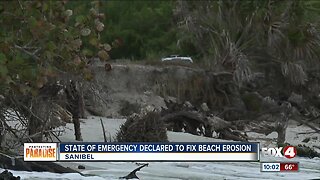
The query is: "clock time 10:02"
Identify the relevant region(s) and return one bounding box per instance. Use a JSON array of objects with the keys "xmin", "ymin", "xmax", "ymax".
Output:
[{"xmin": 261, "ymin": 162, "xmax": 298, "ymax": 172}]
